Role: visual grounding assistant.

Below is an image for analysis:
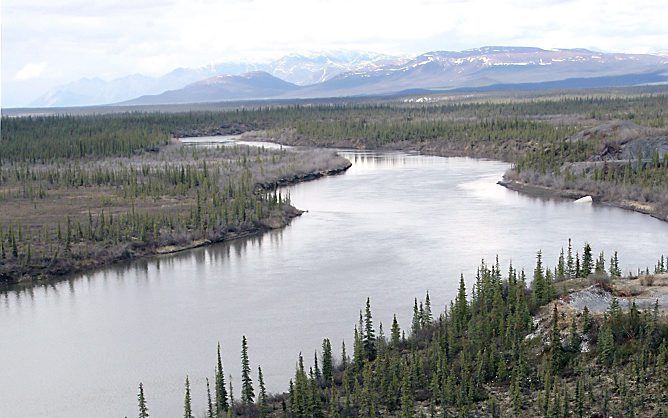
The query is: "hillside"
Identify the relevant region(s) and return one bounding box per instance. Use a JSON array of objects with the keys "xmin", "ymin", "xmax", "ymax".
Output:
[{"xmin": 69, "ymin": 47, "xmax": 668, "ymax": 106}]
